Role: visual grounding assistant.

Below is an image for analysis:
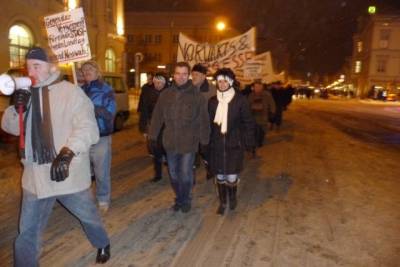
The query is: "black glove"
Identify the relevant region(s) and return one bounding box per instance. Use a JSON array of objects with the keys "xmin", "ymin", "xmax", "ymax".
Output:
[
  {"xmin": 199, "ymin": 144, "xmax": 209, "ymax": 158},
  {"xmin": 148, "ymin": 139, "xmax": 158, "ymax": 155},
  {"xmin": 95, "ymin": 106, "xmax": 111, "ymax": 119},
  {"xmin": 14, "ymin": 89, "xmax": 31, "ymax": 112},
  {"xmin": 50, "ymin": 147, "xmax": 75, "ymax": 182}
]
